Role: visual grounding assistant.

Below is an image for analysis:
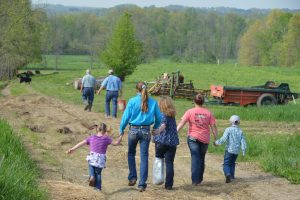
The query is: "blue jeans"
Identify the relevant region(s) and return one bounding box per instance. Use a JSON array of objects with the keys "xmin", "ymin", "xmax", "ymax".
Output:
[
  {"xmin": 155, "ymin": 142, "xmax": 177, "ymax": 188},
  {"xmin": 105, "ymin": 91, "xmax": 118, "ymax": 117},
  {"xmin": 187, "ymin": 137, "xmax": 208, "ymax": 184},
  {"xmin": 82, "ymin": 87, "xmax": 94, "ymax": 105},
  {"xmin": 127, "ymin": 127, "xmax": 151, "ymax": 189},
  {"xmin": 88, "ymin": 164, "xmax": 103, "ymax": 190},
  {"xmin": 223, "ymin": 151, "xmax": 238, "ymax": 179}
]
